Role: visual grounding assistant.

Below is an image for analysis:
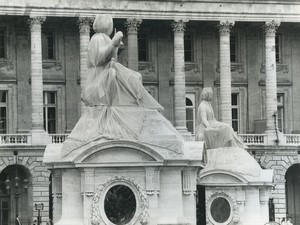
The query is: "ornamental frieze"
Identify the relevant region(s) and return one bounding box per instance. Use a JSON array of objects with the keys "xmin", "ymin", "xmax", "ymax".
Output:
[
  {"xmin": 28, "ymin": 16, "xmax": 46, "ymax": 32},
  {"xmin": 125, "ymin": 18, "xmax": 142, "ymax": 32},
  {"xmin": 171, "ymin": 19, "xmax": 188, "ymax": 33},
  {"xmin": 217, "ymin": 20, "xmax": 235, "ymax": 35},
  {"xmin": 263, "ymin": 20, "xmax": 281, "ymax": 36}
]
